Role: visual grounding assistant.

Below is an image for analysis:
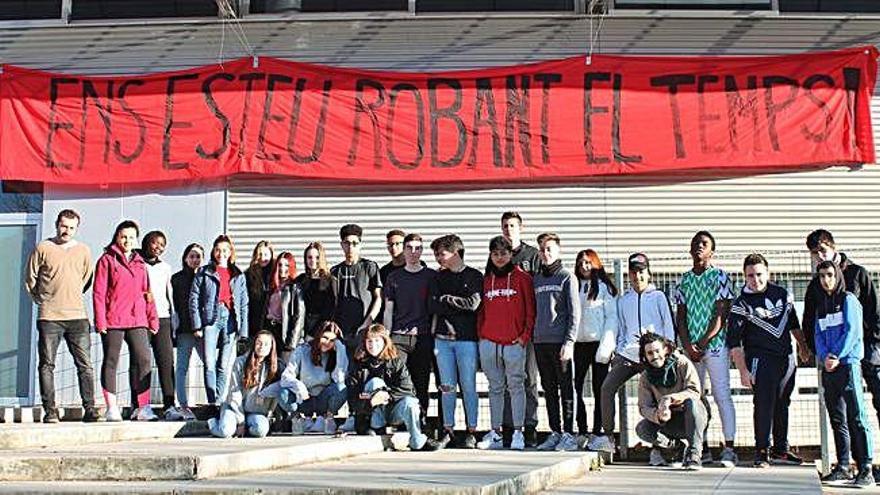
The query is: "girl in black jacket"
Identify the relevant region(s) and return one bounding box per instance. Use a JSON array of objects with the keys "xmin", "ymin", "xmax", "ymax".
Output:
[{"xmin": 168, "ymin": 243, "xmax": 204, "ymax": 421}]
